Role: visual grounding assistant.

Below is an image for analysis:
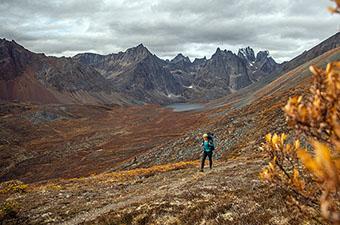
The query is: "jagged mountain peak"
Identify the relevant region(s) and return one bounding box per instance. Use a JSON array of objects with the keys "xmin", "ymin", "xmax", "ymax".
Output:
[
  {"xmin": 212, "ymin": 47, "xmax": 235, "ymax": 60},
  {"xmin": 125, "ymin": 43, "xmax": 151, "ymax": 57},
  {"xmin": 0, "ymin": 38, "xmax": 15, "ymax": 44},
  {"xmin": 73, "ymin": 44, "xmax": 152, "ymax": 61},
  {"xmin": 0, "ymin": 38, "xmax": 38, "ymax": 81},
  {"xmin": 238, "ymin": 47, "xmax": 256, "ymax": 62},
  {"xmin": 1, "ymin": 38, "xmax": 25, "ymax": 51},
  {"xmin": 211, "ymin": 47, "xmax": 224, "ymax": 59},
  {"xmin": 0, "ymin": 38, "xmax": 9, "ymax": 44},
  {"xmin": 73, "ymin": 52, "xmax": 103, "ymax": 60},
  {"xmin": 256, "ymin": 50, "xmax": 270, "ymax": 61},
  {"xmin": 0, "ymin": 39, "xmax": 46, "ymax": 59},
  {"xmin": 171, "ymin": 53, "xmax": 191, "ymax": 63},
  {"xmin": 215, "ymin": 47, "xmax": 222, "ymax": 53},
  {"xmin": 193, "ymin": 56, "xmax": 207, "ymax": 64}
]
